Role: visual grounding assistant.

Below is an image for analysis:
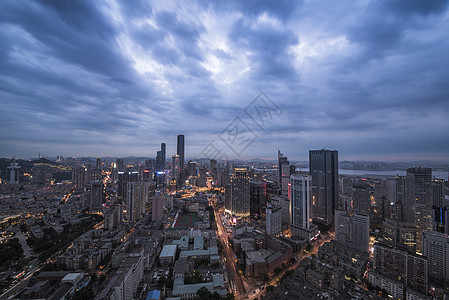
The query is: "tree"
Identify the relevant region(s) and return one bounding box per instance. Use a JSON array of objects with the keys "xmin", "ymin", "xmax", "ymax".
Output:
[
  {"xmin": 306, "ymin": 243, "xmax": 312, "ymax": 252},
  {"xmin": 16, "ymin": 258, "xmax": 28, "ymax": 270},
  {"xmin": 266, "ymin": 285, "xmax": 275, "ymax": 292},
  {"xmin": 20, "ymin": 224, "xmax": 27, "ymax": 233}
]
